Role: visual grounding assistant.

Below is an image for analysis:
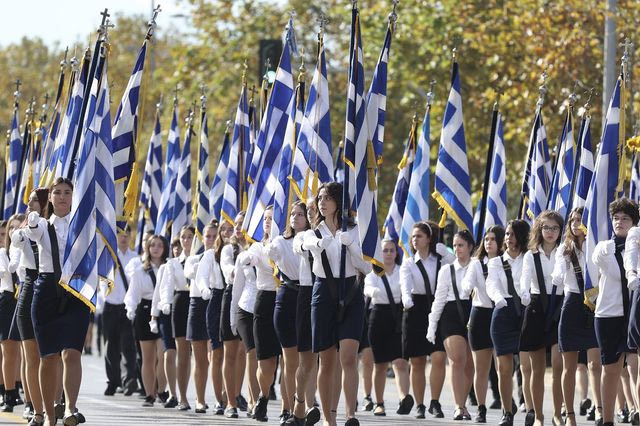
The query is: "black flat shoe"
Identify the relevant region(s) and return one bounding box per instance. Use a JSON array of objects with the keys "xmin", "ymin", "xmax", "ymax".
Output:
[
  {"xmin": 396, "ymin": 394, "xmax": 414, "ymax": 415},
  {"xmin": 475, "ymin": 404, "xmax": 487, "ymax": 423},
  {"xmin": 415, "ymin": 403, "xmax": 426, "ymax": 419},
  {"xmin": 254, "ymin": 396, "xmax": 269, "ymax": 422},
  {"xmin": 236, "ymin": 394, "xmax": 248, "ymax": 411},
  {"xmin": 177, "ymin": 402, "xmax": 191, "ymax": 411},
  {"xmin": 362, "ymin": 395, "xmax": 373, "ymax": 411},
  {"xmin": 163, "ymin": 396, "xmax": 178, "ymax": 408},
  {"xmin": 195, "ymin": 403, "xmax": 207, "ymax": 413},
  {"xmin": 499, "ymin": 412, "xmax": 514, "ymax": 426},
  {"xmin": 344, "ymin": 418, "xmax": 359, "ymax": 426},
  {"xmin": 103, "ymin": 385, "xmax": 117, "ymax": 396},
  {"xmin": 580, "ymin": 398, "xmax": 592, "ymax": 416},
  {"xmin": 225, "ymin": 407, "xmax": 239, "ymax": 418},
  {"xmin": 72, "ymin": 410, "xmax": 85, "ymax": 424},
  {"xmin": 428, "ymin": 400, "xmax": 444, "ymax": 418},
  {"xmin": 489, "ymin": 399, "xmax": 502, "ymax": 410},
  {"xmin": 62, "ymin": 413, "xmax": 78, "ymax": 426},
  {"xmin": 28, "ymin": 413, "xmax": 44, "ymax": 426},
  {"xmin": 157, "ymin": 391, "xmax": 169, "ymax": 403},
  {"xmin": 524, "ymin": 409, "xmax": 535, "ymax": 426},
  {"xmin": 55, "ymin": 403, "xmax": 65, "ymax": 420},
  {"xmin": 373, "ymin": 403, "xmax": 386, "ymax": 416},
  {"xmin": 454, "ymin": 408, "xmax": 465, "ymax": 421},
  {"xmin": 304, "ymin": 405, "xmax": 320, "ymax": 425},
  {"xmin": 285, "ymin": 415, "xmax": 305, "ymax": 426},
  {"xmin": 279, "ymin": 410, "xmax": 290, "ymax": 425}
]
